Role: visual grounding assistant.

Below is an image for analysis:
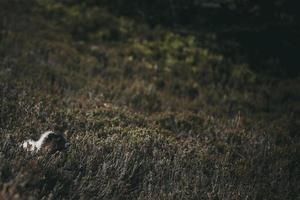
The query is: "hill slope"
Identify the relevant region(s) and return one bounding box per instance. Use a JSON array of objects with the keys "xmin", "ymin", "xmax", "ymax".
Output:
[{"xmin": 0, "ymin": 1, "xmax": 299, "ymax": 199}]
